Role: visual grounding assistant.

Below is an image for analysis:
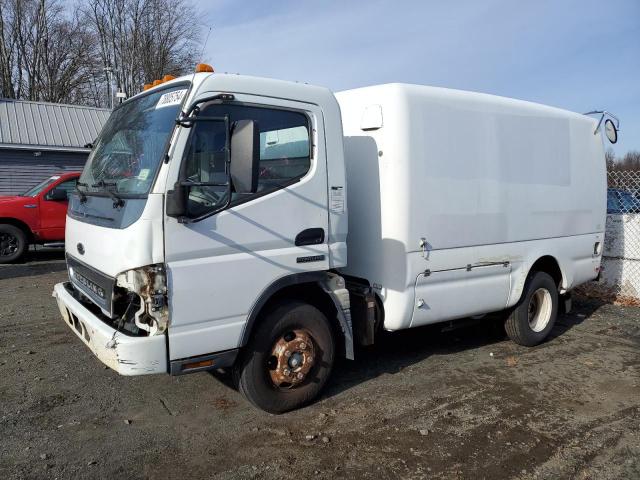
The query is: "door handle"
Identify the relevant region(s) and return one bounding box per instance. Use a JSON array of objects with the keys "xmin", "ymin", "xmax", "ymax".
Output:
[
  {"xmin": 295, "ymin": 228, "xmax": 325, "ymax": 246},
  {"xmin": 24, "ymin": 204, "xmax": 37, "ymax": 208}
]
